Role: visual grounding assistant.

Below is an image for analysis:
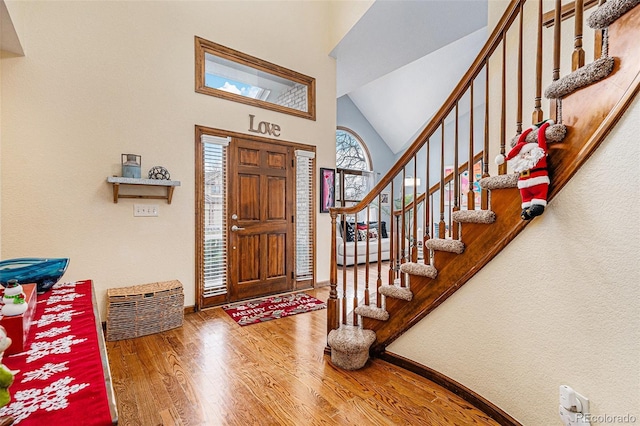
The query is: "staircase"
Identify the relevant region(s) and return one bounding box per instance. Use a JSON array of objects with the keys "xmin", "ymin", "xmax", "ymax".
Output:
[{"xmin": 327, "ymin": 0, "xmax": 640, "ymax": 370}]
